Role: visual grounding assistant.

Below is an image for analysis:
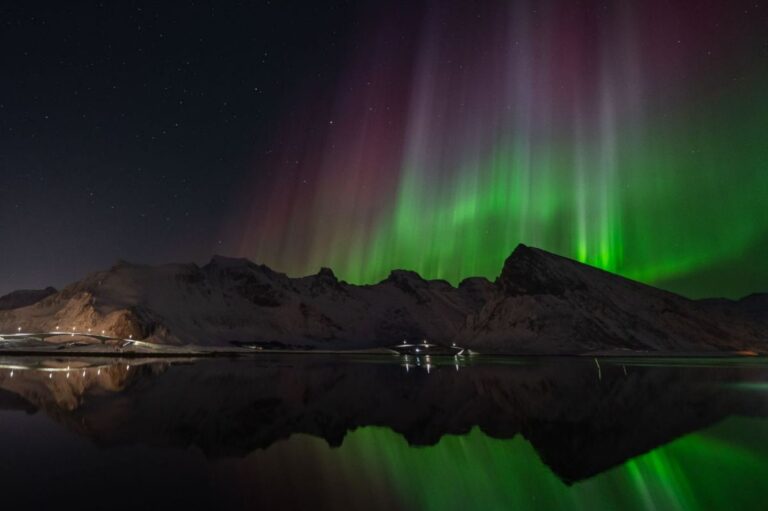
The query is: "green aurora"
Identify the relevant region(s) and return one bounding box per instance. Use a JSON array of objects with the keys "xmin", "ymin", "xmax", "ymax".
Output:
[
  {"xmin": 293, "ymin": 417, "xmax": 768, "ymax": 511},
  {"xmin": 334, "ymin": 81, "xmax": 768, "ymax": 298},
  {"xmin": 239, "ymin": 1, "xmax": 768, "ymax": 299}
]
